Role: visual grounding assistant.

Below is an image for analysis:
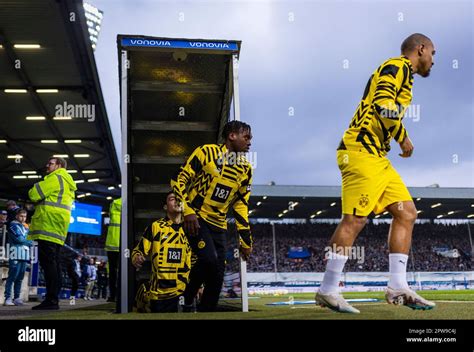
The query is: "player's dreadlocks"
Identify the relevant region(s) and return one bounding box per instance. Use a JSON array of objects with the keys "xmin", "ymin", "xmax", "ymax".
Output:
[{"xmin": 222, "ymin": 120, "xmax": 251, "ymax": 140}]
